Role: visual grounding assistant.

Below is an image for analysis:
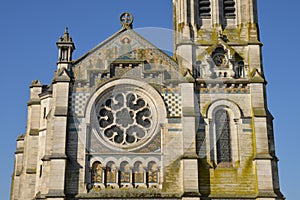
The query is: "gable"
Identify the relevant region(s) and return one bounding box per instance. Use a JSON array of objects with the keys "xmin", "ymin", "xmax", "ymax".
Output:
[
  {"xmin": 197, "ymin": 39, "xmax": 244, "ymax": 62},
  {"xmin": 72, "ymin": 29, "xmax": 179, "ymax": 83},
  {"xmin": 69, "ymin": 28, "xmax": 185, "ymax": 119},
  {"xmin": 195, "ymin": 39, "xmax": 247, "ymax": 79}
]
